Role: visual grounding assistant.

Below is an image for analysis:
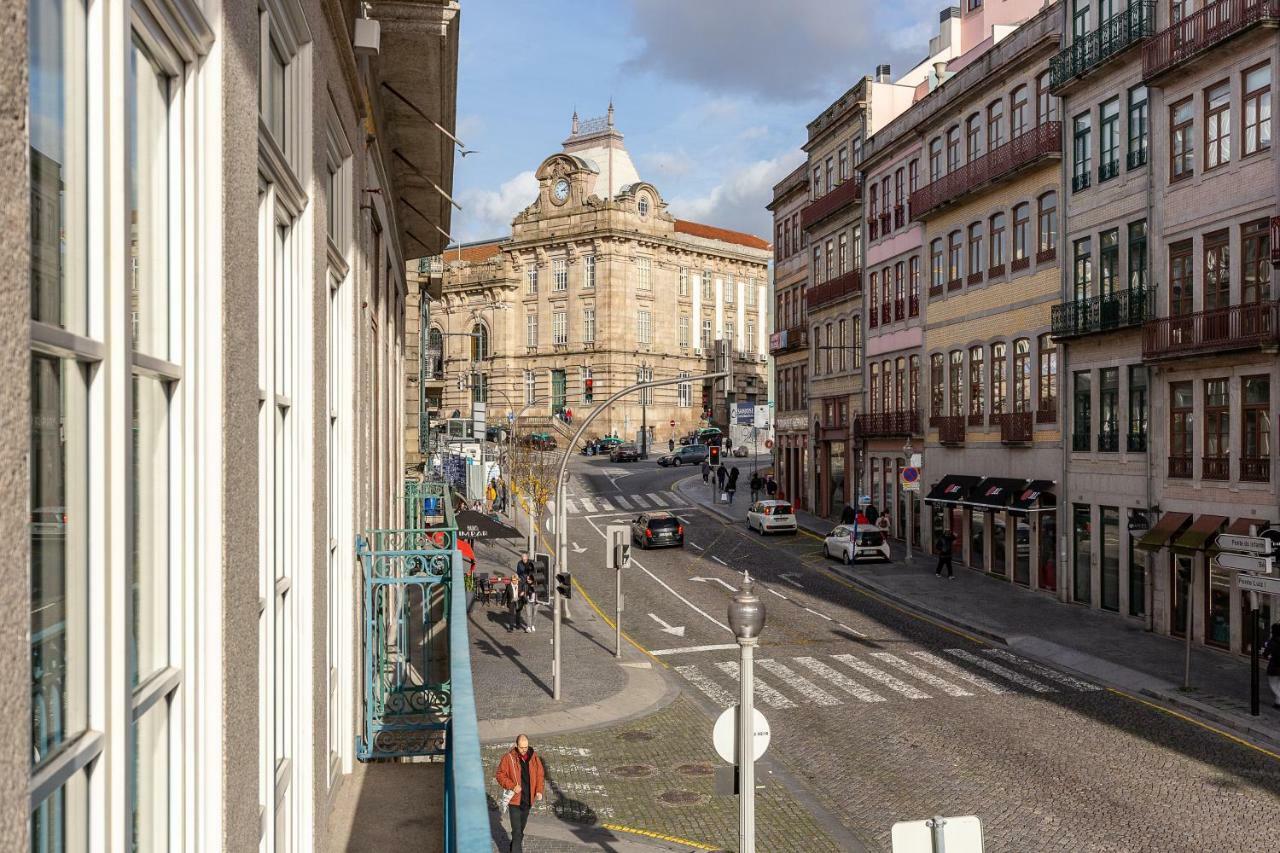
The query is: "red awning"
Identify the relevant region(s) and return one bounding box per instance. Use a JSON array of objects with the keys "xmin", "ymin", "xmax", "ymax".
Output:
[
  {"xmin": 1135, "ymin": 512, "xmax": 1192, "ymax": 552},
  {"xmin": 1172, "ymin": 514, "xmax": 1228, "ymax": 554}
]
